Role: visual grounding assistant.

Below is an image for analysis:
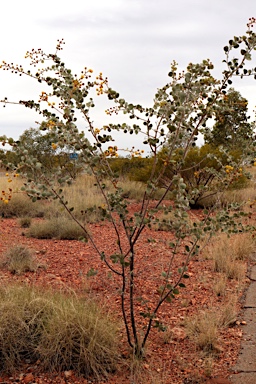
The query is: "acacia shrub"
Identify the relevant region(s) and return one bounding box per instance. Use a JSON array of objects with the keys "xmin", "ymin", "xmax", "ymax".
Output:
[
  {"xmin": 1, "ymin": 20, "xmax": 256, "ymax": 359},
  {"xmin": 159, "ymin": 144, "xmax": 250, "ymax": 208}
]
